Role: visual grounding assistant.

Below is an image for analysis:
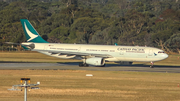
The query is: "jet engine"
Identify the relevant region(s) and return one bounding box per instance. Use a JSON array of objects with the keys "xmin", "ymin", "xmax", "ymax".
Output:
[{"xmin": 85, "ymin": 57, "xmax": 105, "ymax": 66}]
